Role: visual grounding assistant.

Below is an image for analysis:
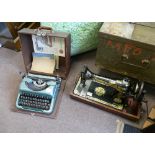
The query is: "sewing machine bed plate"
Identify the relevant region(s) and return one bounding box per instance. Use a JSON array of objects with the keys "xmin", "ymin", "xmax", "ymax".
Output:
[{"xmin": 70, "ymin": 75, "xmax": 141, "ymax": 121}]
